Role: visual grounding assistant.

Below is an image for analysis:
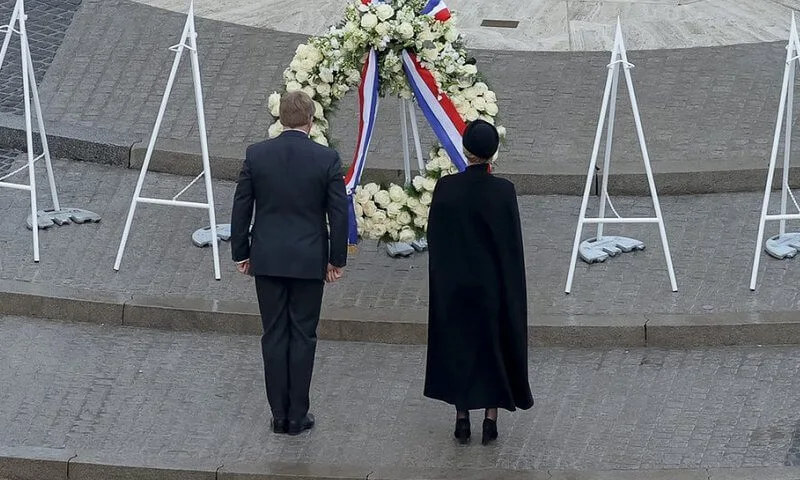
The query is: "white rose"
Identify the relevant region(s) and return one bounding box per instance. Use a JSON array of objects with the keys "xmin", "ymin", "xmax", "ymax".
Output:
[
  {"xmin": 463, "ymin": 87, "xmax": 479, "ymax": 100},
  {"xmin": 306, "ymin": 46, "xmax": 323, "ymax": 63},
  {"xmin": 301, "ymin": 58, "xmax": 316, "ymax": 72},
  {"xmin": 375, "ymin": 4, "xmax": 394, "ymax": 21},
  {"xmin": 405, "ymin": 196, "xmax": 420, "ymax": 209},
  {"xmin": 295, "ymin": 70, "xmax": 310, "ymax": 83},
  {"xmin": 388, "ymin": 185, "xmax": 407, "ymax": 203},
  {"xmin": 485, "ymin": 102, "xmax": 499, "ymax": 116},
  {"xmin": 387, "ymin": 220, "xmax": 400, "ymax": 236},
  {"xmin": 268, "ymin": 120, "xmax": 283, "ymax": 138},
  {"xmin": 412, "ymin": 176, "xmax": 426, "ymax": 192},
  {"xmin": 364, "ymin": 183, "xmax": 380, "ymax": 196},
  {"xmin": 355, "ymin": 189, "xmax": 371, "ymax": 205},
  {"xmin": 344, "ymin": 21, "xmax": 358, "ymax": 33},
  {"xmin": 357, "ymin": 217, "xmax": 365, "ymax": 236},
  {"xmin": 485, "ymin": 91, "xmax": 497, "ymax": 103},
  {"xmin": 423, "ymin": 177, "xmax": 437, "ymax": 192},
  {"xmin": 314, "ymin": 101, "xmax": 324, "ymax": 119},
  {"xmin": 373, "ymin": 190, "xmax": 392, "ymax": 207},
  {"xmin": 412, "ymin": 204, "xmax": 428, "ymax": 218},
  {"xmin": 472, "ymin": 97, "xmax": 487, "ymax": 112},
  {"xmin": 369, "ymin": 223, "xmax": 387, "ymax": 239},
  {"xmin": 268, "ymin": 92, "xmax": 281, "ymax": 117},
  {"xmin": 420, "ymin": 191, "xmax": 433, "ymax": 206},
  {"xmin": 354, "ymin": 203, "xmax": 364, "ymax": 218},
  {"xmin": 386, "ymin": 202, "xmax": 403, "ymax": 218},
  {"xmin": 444, "ymin": 28, "xmax": 458, "ymax": 43},
  {"xmin": 474, "ymin": 82, "xmax": 489, "ymax": 95},
  {"xmin": 398, "ymin": 228, "xmax": 416, "ymax": 243},
  {"xmin": 290, "ymin": 59, "xmax": 304, "ymax": 72},
  {"xmin": 286, "ymin": 81, "xmax": 302, "ymax": 92},
  {"xmin": 413, "ymin": 215, "xmax": 427, "ymax": 228},
  {"xmin": 396, "ymin": 22, "xmax": 414, "ymax": 39},
  {"xmin": 316, "ymin": 83, "xmax": 332, "ymax": 98},
  {"xmin": 302, "ymin": 85, "xmax": 316, "ymax": 99},
  {"xmin": 319, "ymin": 67, "xmax": 335, "ymax": 84},
  {"xmin": 375, "ymin": 22, "xmax": 390, "ymax": 37},
  {"xmin": 361, "ymin": 13, "xmax": 379, "ymax": 30},
  {"xmin": 461, "ymin": 64, "xmax": 478, "ymax": 76},
  {"xmin": 418, "ymin": 29, "xmax": 436, "ymax": 42},
  {"xmin": 465, "ymin": 108, "xmax": 480, "ymax": 121},
  {"xmin": 497, "ymin": 126, "xmax": 507, "ymax": 138},
  {"xmin": 362, "ymin": 201, "xmax": 378, "ymax": 217},
  {"xmin": 397, "ymin": 211, "xmax": 412, "ymax": 226},
  {"xmin": 372, "ymin": 210, "xmax": 388, "ymax": 224},
  {"xmin": 295, "ymin": 44, "xmax": 309, "ymax": 57}
]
